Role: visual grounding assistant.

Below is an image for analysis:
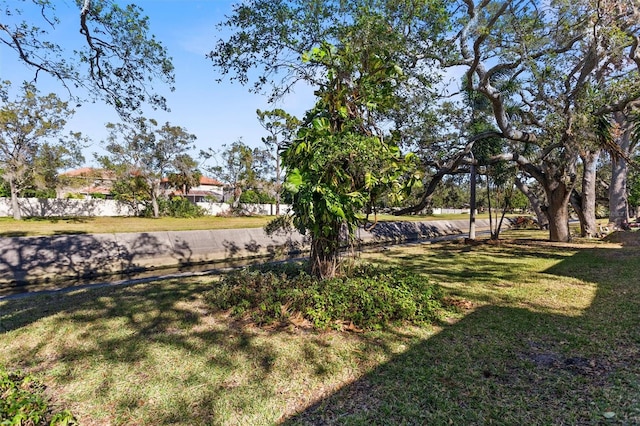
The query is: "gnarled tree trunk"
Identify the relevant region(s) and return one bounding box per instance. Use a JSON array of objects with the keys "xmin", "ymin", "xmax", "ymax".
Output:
[
  {"xmin": 309, "ymin": 221, "xmax": 343, "ymax": 279},
  {"xmin": 515, "ymin": 178, "xmax": 549, "ymax": 229},
  {"xmin": 609, "ymin": 116, "xmax": 632, "ymax": 227},
  {"xmin": 545, "ymin": 183, "xmax": 573, "ymax": 242},
  {"xmin": 571, "ymin": 150, "xmax": 600, "ymax": 237}
]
